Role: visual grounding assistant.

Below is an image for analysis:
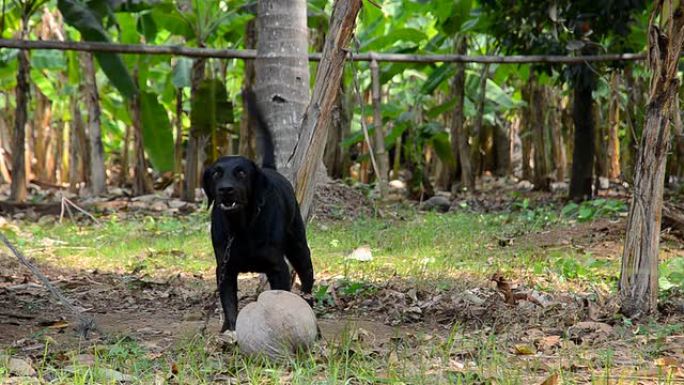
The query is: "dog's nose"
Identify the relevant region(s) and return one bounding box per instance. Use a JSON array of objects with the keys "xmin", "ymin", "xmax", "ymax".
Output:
[{"xmin": 219, "ymin": 186, "xmax": 236, "ymax": 195}]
